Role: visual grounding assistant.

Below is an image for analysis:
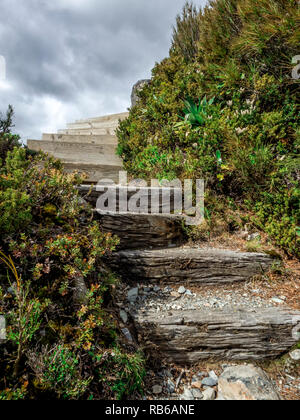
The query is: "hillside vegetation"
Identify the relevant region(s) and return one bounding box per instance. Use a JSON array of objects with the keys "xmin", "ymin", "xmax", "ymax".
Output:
[
  {"xmin": 117, "ymin": 0, "xmax": 300, "ymax": 257},
  {"xmin": 0, "ymin": 108, "xmax": 145, "ymax": 400}
]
